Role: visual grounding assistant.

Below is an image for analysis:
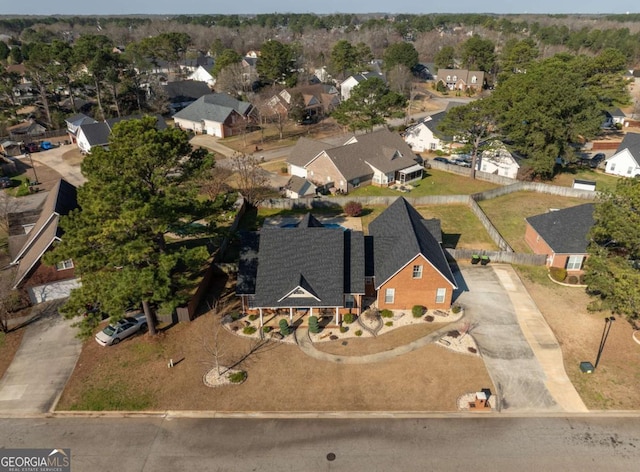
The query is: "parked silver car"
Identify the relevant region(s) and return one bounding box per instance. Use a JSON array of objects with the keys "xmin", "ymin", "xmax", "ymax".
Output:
[{"xmin": 95, "ymin": 313, "xmax": 148, "ymax": 346}]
